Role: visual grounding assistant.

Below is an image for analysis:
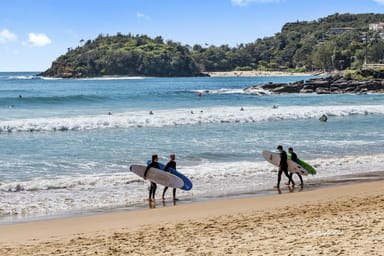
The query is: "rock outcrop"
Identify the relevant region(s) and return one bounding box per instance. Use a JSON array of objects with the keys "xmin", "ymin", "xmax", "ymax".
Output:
[{"xmin": 245, "ymin": 72, "xmax": 384, "ymax": 95}]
